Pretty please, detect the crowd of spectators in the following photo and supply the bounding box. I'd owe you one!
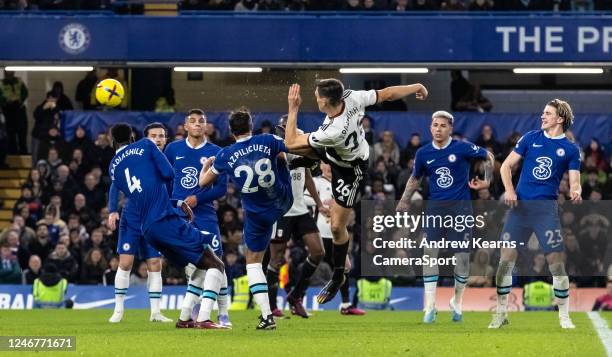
[2,0,611,12]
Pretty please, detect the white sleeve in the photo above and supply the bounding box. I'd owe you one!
[308,125,343,149]
[350,89,378,107]
[303,178,319,207]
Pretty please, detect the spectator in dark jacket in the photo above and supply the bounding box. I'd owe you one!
[22,254,42,284]
[80,248,107,285]
[45,242,79,282]
[82,173,106,212]
[32,95,61,162]
[0,242,22,284]
[28,222,54,264]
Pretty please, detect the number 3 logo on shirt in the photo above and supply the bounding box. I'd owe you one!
[181,167,199,189]
[532,157,552,180]
[435,167,453,188]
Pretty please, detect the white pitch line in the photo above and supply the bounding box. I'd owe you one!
[588,311,612,357]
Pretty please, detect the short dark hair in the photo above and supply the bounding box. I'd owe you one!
[144,122,167,137]
[110,123,133,147]
[186,108,205,118]
[228,108,253,136]
[316,78,344,106]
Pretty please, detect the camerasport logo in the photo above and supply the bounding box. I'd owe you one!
[58,23,90,54]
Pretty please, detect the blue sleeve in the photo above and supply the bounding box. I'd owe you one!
[212,150,226,175]
[568,145,581,171]
[513,131,532,157]
[195,172,228,203]
[463,141,488,160]
[270,134,287,156]
[411,150,425,179]
[108,181,119,213]
[149,140,174,180]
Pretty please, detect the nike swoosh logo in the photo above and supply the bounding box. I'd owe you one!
[389,297,409,305]
[427,160,435,164]
[176,156,185,160]
[70,294,135,309]
[532,144,543,147]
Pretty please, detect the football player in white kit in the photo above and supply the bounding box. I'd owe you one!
[285,80,428,303]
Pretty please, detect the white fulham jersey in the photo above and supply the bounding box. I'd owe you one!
[304,175,333,239]
[285,154,309,217]
[308,89,378,168]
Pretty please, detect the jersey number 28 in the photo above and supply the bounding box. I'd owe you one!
[234,158,276,193]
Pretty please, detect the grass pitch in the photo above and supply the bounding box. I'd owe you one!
[0,310,606,356]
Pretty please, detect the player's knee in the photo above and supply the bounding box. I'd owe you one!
[548,262,567,277]
[330,223,346,238]
[308,251,324,265]
[118,261,133,272]
[146,259,162,272]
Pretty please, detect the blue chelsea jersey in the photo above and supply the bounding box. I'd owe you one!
[514,130,581,200]
[212,134,292,214]
[164,139,227,224]
[108,138,176,232]
[412,139,488,200]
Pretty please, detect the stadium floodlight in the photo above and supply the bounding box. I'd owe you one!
[173,67,263,73]
[512,68,604,74]
[339,68,429,74]
[4,66,94,71]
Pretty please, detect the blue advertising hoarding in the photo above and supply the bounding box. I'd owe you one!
[1,13,612,62]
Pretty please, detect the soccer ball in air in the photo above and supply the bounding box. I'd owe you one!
[95,78,124,107]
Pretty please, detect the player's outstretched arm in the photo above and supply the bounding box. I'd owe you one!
[198,157,218,188]
[285,83,312,152]
[469,151,495,190]
[397,176,422,211]
[568,170,582,202]
[500,151,522,207]
[376,83,428,103]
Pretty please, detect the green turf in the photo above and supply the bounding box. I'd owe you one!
[0,310,605,356]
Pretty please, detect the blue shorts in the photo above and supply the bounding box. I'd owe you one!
[422,201,473,252]
[117,213,161,260]
[192,219,223,257]
[500,201,563,254]
[144,214,216,267]
[243,209,286,252]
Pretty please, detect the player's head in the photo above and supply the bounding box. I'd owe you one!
[110,123,134,150]
[228,107,253,137]
[315,78,344,111]
[430,110,453,143]
[185,108,206,139]
[275,114,289,138]
[542,99,574,132]
[144,122,168,150]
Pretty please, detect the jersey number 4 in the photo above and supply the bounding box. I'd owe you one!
[234,158,276,193]
[124,168,143,193]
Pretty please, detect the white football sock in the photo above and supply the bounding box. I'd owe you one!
[217,272,229,317]
[148,271,162,315]
[114,268,130,312]
[423,276,438,312]
[495,261,514,314]
[247,263,271,317]
[550,263,570,316]
[197,268,223,322]
[179,268,206,321]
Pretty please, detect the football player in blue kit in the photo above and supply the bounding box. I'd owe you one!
[489,99,581,329]
[198,108,293,330]
[107,123,173,324]
[164,109,232,328]
[396,111,495,324]
[108,123,227,330]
